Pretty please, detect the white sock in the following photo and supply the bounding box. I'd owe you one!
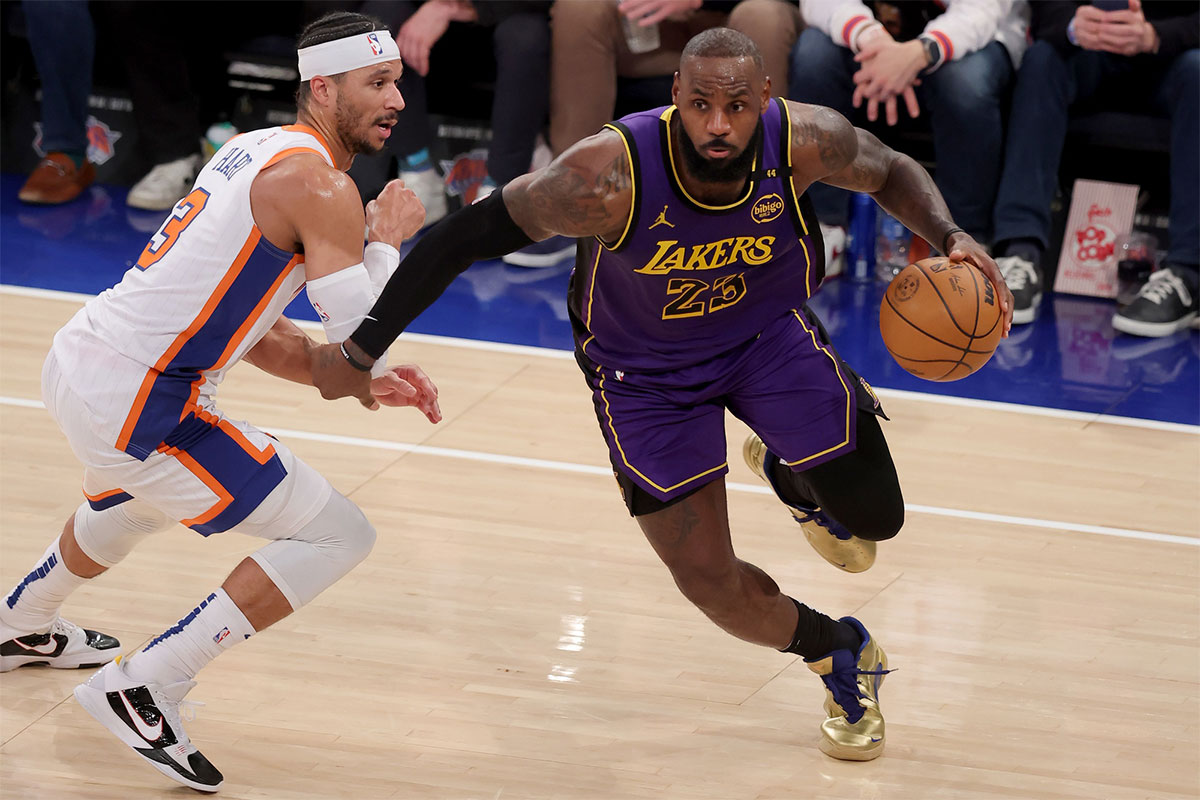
[0,537,89,635]
[123,588,255,686]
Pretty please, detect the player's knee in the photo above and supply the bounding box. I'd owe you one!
[73,498,171,568]
[853,500,904,542]
[340,502,377,568]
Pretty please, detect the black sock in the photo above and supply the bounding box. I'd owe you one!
[769,458,816,510]
[780,597,862,659]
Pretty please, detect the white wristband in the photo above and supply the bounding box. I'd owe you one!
[363,241,400,299]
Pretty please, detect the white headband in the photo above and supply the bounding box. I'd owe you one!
[298,31,400,81]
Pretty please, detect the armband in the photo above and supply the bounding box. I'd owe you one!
[363,241,400,299]
[307,263,390,378]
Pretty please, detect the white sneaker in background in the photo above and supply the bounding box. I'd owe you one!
[820,223,846,278]
[399,166,448,227]
[127,154,201,211]
[529,134,553,172]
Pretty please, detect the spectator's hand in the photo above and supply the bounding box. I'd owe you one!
[946,232,1015,337]
[852,38,924,126]
[396,0,475,77]
[1071,5,1110,51]
[371,364,442,422]
[1096,0,1158,56]
[618,0,702,26]
[367,179,426,249]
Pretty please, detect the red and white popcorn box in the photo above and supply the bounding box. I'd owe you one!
[1052,179,1139,299]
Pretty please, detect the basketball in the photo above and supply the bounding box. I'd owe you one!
[879,257,1003,382]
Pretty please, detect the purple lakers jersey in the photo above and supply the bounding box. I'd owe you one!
[568,98,825,372]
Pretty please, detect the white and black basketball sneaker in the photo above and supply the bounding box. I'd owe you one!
[74,658,223,793]
[0,617,119,672]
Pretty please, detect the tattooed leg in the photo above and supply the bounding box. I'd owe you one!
[636,478,797,648]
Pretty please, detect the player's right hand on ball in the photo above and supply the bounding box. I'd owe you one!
[367,179,426,248]
[371,364,442,423]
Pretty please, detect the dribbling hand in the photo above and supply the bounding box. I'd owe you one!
[944,232,1015,337]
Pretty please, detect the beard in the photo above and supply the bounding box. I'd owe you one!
[678,118,762,185]
[335,93,393,156]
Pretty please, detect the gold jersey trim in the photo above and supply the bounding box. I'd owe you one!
[782,310,853,467]
[599,123,637,251]
[660,106,758,211]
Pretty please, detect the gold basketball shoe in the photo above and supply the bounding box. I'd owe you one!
[742,434,876,572]
[805,616,890,761]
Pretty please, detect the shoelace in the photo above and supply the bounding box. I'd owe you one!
[50,618,80,637]
[997,258,1035,292]
[1136,271,1191,306]
[178,698,205,724]
[821,664,893,724]
[792,507,854,541]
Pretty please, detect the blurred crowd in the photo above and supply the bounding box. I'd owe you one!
[9,0,1199,336]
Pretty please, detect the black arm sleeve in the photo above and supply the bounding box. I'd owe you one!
[349,190,536,359]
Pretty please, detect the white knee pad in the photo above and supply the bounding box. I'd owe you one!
[248,490,376,610]
[72,499,173,568]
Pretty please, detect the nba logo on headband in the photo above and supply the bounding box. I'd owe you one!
[297,30,400,80]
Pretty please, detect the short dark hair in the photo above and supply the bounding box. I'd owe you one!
[681,27,764,72]
[295,11,390,109]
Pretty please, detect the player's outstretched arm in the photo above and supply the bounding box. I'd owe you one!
[786,100,1013,334]
[244,315,318,385]
[311,130,633,402]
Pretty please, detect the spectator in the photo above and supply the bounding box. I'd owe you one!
[990,0,1198,335]
[16,0,96,205]
[348,0,556,266]
[789,0,1028,255]
[550,0,801,154]
[545,0,801,266]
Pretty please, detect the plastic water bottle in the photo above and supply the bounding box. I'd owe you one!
[202,121,238,162]
[846,192,877,283]
[619,2,660,53]
[875,213,911,282]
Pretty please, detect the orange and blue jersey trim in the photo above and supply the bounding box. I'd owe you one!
[156,412,286,536]
[83,487,133,512]
[117,228,297,460]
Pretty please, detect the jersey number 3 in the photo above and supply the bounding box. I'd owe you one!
[136,188,211,269]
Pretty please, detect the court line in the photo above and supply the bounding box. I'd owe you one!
[1,396,1193,547]
[3,283,1196,434]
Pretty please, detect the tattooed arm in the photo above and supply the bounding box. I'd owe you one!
[309,131,634,402]
[503,129,632,243]
[786,100,1012,331]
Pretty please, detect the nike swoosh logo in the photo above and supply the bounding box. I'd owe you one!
[14,635,61,655]
[119,690,163,742]
[363,315,379,322]
[870,737,882,743]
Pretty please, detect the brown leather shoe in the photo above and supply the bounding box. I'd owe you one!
[18,153,96,205]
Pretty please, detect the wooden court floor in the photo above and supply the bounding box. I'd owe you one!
[1,292,1197,800]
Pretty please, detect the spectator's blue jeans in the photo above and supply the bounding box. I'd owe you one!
[993,42,1199,268]
[22,0,93,155]
[789,28,1012,239]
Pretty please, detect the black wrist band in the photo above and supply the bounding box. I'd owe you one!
[339,341,372,372]
[941,227,966,255]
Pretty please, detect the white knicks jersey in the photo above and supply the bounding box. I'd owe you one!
[52,124,336,460]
